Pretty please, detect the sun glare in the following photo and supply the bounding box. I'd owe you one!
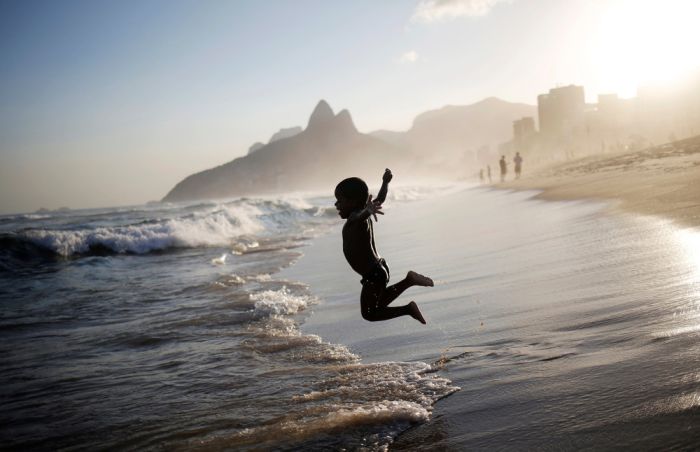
[677,228,700,284]
[593,0,700,97]
[664,226,700,339]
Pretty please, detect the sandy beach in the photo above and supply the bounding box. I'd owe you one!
[501,135,700,228]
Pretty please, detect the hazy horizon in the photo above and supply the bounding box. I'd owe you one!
[2,0,699,214]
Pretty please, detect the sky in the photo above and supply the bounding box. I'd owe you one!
[1,0,699,214]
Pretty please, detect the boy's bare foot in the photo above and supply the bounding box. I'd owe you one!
[408,301,426,324]
[407,271,434,287]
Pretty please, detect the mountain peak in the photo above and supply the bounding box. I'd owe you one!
[307,100,335,130]
[335,109,357,133]
[473,96,507,107]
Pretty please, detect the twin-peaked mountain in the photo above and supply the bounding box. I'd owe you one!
[162,98,535,202]
[162,101,406,202]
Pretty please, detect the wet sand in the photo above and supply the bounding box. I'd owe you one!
[501,135,700,228]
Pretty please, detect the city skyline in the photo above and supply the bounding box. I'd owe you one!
[2,0,699,214]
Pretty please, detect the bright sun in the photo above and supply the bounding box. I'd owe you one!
[592,0,700,97]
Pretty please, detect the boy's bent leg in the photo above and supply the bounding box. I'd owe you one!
[361,284,411,322]
[379,271,434,309]
[362,304,413,322]
[361,284,427,324]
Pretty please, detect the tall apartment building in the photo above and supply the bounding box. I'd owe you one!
[537,85,585,139]
[512,116,537,153]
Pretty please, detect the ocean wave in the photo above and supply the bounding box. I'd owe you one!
[265,195,313,211]
[0,213,51,225]
[19,205,262,256]
[224,400,430,450]
[0,235,63,269]
[201,361,458,451]
[4,196,327,258]
[21,213,53,220]
[312,206,339,218]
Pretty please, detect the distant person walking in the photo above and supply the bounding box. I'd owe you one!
[499,156,507,182]
[487,165,492,183]
[479,169,484,184]
[513,152,523,179]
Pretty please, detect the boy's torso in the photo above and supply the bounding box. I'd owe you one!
[342,218,380,276]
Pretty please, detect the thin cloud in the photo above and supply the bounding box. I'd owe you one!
[411,0,511,23]
[398,50,419,63]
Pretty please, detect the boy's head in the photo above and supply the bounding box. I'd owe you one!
[334,177,368,219]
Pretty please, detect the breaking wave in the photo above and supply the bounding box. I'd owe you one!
[2,198,327,258]
[25,210,260,256]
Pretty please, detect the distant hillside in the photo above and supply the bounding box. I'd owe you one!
[371,97,536,161]
[269,126,302,143]
[162,101,407,202]
[163,97,537,202]
[248,126,303,155]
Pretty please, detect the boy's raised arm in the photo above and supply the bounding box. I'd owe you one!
[349,194,384,223]
[374,168,392,205]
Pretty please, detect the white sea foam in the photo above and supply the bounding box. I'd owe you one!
[11,194,336,257]
[222,360,457,450]
[300,361,458,407]
[21,214,52,220]
[227,274,246,285]
[274,195,313,211]
[21,203,266,256]
[251,287,312,317]
[227,400,429,449]
[210,253,227,265]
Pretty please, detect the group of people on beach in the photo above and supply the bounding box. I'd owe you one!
[479,152,523,184]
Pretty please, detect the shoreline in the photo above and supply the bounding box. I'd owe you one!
[497,135,700,229]
[281,180,700,449]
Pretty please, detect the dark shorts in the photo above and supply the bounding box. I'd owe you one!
[361,258,390,288]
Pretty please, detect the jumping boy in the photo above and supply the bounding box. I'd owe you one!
[334,168,433,324]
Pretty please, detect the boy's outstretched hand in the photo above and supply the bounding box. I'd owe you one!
[382,168,393,183]
[366,194,384,222]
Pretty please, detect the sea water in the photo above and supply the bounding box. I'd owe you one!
[0,188,458,450]
[284,187,700,450]
[2,186,699,450]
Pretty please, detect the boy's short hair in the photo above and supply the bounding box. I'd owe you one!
[335,177,368,204]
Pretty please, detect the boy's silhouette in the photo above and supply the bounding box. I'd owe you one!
[334,169,433,324]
